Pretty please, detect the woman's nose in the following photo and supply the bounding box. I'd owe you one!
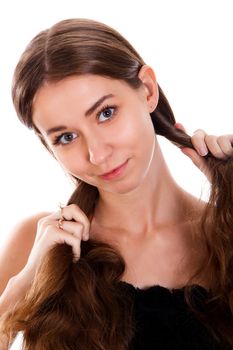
[87,138,113,165]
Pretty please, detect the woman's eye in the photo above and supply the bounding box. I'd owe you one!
[97,106,116,122]
[53,132,77,145]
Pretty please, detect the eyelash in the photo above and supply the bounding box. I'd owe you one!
[96,104,117,122]
[51,104,118,146]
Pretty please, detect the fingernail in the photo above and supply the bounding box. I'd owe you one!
[198,146,208,156]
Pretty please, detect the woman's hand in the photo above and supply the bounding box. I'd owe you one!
[24,204,90,276]
[174,123,233,181]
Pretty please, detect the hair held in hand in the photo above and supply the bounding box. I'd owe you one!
[1,19,233,349]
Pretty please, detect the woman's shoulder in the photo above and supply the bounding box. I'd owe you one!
[11,211,51,234]
[5,211,51,247]
[179,188,207,221]
[0,211,51,294]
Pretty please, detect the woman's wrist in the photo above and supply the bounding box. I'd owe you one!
[0,268,32,316]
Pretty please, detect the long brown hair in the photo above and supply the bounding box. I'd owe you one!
[1,18,233,349]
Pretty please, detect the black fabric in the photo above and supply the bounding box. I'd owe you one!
[119,281,230,350]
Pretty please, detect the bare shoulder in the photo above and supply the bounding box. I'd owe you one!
[179,188,207,219]
[0,211,51,294]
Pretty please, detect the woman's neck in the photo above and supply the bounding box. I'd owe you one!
[92,145,200,237]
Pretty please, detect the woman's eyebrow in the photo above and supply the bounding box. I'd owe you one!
[46,93,115,136]
[85,93,114,117]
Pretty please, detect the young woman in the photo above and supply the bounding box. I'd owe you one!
[0,18,233,350]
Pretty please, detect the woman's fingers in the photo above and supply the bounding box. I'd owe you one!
[175,123,233,182]
[203,135,227,158]
[190,129,209,157]
[174,124,208,170]
[61,220,86,240]
[175,123,233,159]
[60,204,90,240]
[39,221,84,262]
[216,134,233,157]
[192,130,233,159]
[26,204,90,270]
[55,230,83,261]
[38,204,90,240]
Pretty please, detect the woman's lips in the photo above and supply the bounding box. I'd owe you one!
[100,159,129,180]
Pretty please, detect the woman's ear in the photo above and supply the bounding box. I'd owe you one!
[138,65,159,112]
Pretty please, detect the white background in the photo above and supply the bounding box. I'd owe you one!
[0,1,232,347]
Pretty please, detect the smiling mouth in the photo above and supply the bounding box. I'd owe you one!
[101,163,125,176]
[99,159,129,180]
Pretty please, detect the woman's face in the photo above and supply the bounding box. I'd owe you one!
[33,72,158,194]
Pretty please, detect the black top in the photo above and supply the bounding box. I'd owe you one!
[119,281,230,350]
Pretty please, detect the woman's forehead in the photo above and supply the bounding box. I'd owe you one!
[34,75,131,107]
[32,75,138,129]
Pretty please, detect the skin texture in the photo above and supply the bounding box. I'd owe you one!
[32,67,209,288]
[33,68,189,234]
[0,66,232,293]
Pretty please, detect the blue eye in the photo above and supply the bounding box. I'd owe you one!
[52,132,77,145]
[97,106,116,122]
